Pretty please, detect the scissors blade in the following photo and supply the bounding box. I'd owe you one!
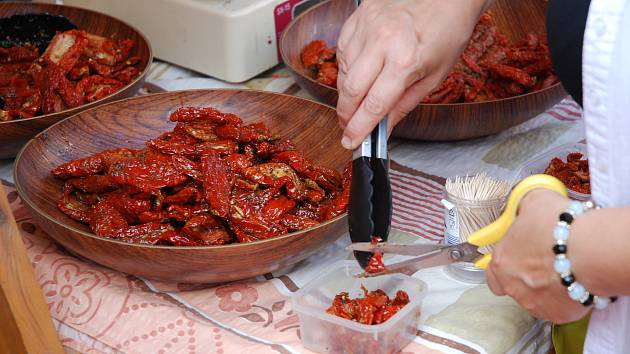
[355,243,483,278]
[345,242,448,256]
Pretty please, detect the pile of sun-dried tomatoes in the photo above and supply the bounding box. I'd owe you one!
[1,29,140,121]
[51,106,350,246]
[300,12,557,103]
[326,285,410,325]
[544,152,590,194]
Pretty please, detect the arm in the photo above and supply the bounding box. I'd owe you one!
[335,0,496,149]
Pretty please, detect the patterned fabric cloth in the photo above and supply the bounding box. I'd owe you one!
[0,61,588,354]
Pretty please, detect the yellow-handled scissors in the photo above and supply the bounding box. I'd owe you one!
[346,174,568,277]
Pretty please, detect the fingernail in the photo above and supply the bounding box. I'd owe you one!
[341,136,352,150]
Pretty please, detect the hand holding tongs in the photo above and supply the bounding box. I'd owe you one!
[346,174,569,277]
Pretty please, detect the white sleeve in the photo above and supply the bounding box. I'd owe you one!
[581,0,630,353]
[582,0,630,208]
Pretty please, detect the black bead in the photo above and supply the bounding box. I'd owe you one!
[553,244,568,255]
[612,296,618,303]
[559,212,574,224]
[561,274,575,287]
[582,294,594,306]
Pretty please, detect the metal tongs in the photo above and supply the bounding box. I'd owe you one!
[347,174,569,277]
[348,117,392,268]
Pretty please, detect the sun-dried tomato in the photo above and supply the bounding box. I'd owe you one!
[365,236,386,274]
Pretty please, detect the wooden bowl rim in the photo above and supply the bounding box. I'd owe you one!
[280,0,563,108]
[0,2,154,126]
[14,88,348,251]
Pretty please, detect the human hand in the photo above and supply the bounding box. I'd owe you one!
[486,189,590,324]
[336,0,491,149]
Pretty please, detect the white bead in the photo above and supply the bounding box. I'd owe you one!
[568,201,584,215]
[568,283,587,301]
[594,296,611,310]
[554,257,571,274]
[554,226,570,241]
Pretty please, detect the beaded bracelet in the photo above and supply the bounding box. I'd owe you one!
[552,200,617,309]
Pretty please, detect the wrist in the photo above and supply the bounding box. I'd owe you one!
[570,206,630,297]
[553,201,616,308]
[568,209,609,295]
[519,189,569,216]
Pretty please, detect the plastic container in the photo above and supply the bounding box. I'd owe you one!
[292,261,427,354]
[517,142,590,201]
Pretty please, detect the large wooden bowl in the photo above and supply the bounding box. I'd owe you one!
[281,0,567,141]
[0,3,152,159]
[14,89,350,283]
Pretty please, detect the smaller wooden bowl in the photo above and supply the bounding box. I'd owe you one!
[0,2,152,159]
[281,0,567,141]
[15,89,350,284]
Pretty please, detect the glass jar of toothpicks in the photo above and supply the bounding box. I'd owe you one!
[442,172,511,283]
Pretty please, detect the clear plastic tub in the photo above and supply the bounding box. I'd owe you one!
[292,261,427,354]
[517,142,590,201]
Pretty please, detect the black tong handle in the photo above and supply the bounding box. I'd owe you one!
[348,120,392,268]
[349,157,375,268]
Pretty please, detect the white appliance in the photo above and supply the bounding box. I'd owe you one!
[47,0,325,82]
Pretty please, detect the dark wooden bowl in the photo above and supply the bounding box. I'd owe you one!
[14,89,350,283]
[281,0,567,141]
[0,2,152,159]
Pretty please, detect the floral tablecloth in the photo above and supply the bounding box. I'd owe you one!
[0,61,587,354]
